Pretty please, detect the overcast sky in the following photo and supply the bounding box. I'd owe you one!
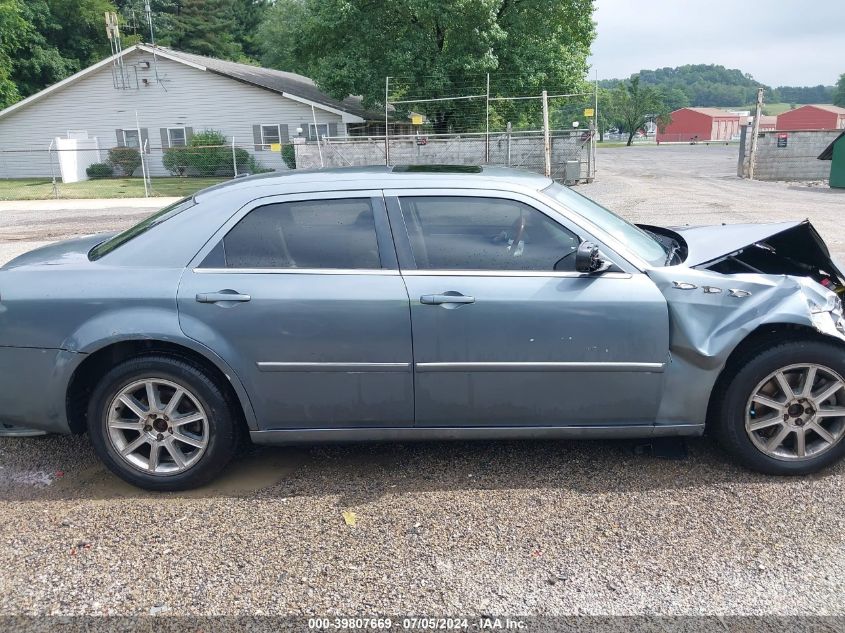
[588,0,843,86]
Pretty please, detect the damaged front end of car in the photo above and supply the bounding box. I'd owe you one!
[642,220,845,428]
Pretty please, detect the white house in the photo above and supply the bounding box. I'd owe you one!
[0,44,382,178]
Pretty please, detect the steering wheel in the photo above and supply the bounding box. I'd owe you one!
[507,214,527,256]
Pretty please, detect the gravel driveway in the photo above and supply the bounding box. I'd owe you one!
[2,146,845,621]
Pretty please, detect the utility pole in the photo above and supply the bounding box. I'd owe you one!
[541,90,551,178]
[747,87,764,180]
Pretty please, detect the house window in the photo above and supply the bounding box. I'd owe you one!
[122,129,140,149]
[167,127,187,147]
[261,124,281,146]
[308,123,329,141]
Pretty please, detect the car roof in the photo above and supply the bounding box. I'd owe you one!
[194,165,553,201]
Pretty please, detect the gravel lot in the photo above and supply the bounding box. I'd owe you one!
[2,146,845,619]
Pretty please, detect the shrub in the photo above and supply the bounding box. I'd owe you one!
[181,129,245,176]
[162,147,190,176]
[107,147,141,176]
[86,162,113,179]
[282,144,296,170]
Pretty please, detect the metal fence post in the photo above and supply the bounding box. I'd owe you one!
[506,122,512,167]
[485,73,490,164]
[48,140,59,199]
[384,76,390,166]
[541,90,551,178]
[135,110,149,198]
[311,105,324,168]
[232,136,238,177]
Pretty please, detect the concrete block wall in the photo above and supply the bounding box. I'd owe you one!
[738,128,838,181]
[294,134,586,178]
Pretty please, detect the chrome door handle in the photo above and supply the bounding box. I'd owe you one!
[196,291,251,303]
[420,293,475,305]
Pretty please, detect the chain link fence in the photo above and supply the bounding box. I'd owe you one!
[0,74,599,200]
[0,141,287,201]
[296,128,592,182]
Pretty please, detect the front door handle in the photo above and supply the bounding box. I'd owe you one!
[196,290,251,304]
[420,293,475,305]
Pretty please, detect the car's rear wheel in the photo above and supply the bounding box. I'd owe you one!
[713,339,845,475]
[87,355,239,490]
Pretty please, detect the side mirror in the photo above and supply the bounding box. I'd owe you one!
[575,241,603,273]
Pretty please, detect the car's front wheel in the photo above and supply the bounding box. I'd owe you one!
[87,355,240,490]
[713,339,845,475]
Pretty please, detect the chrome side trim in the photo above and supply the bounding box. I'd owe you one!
[415,361,665,373]
[250,424,705,445]
[194,268,399,275]
[401,269,632,279]
[257,361,411,372]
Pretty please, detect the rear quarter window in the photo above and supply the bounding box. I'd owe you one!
[88,197,195,261]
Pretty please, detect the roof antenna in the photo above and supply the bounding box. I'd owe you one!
[105,11,128,89]
[144,0,165,91]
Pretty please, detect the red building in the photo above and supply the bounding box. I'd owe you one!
[776,105,845,130]
[656,108,742,143]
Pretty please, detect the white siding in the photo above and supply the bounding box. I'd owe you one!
[0,50,346,177]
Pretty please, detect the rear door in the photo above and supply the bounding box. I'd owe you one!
[178,191,414,430]
[386,189,670,428]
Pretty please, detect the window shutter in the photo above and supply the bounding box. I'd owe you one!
[185,127,194,144]
[302,122,311,141]
[328,123,338,138]
[253,125,263,151]
[140,128,150,154]
[160,128,169,150]
[115,129,125,147]
[279,124,290,144]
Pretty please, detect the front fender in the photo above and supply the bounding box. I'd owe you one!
[647,268,845,426]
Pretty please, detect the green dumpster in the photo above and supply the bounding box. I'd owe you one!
[819,131,845,189]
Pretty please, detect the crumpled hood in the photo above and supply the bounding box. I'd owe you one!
[668,220,806,267]
[642,219,845,288]
[1,233,115,270]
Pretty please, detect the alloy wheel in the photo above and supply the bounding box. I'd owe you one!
[746,363,845,461]
[106,378,209,475]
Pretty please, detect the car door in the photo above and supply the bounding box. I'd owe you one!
[385,189,670,428]
[178,191,414,430]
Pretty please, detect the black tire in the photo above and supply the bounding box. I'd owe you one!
[712,338,845,475]
[87,355,240,491]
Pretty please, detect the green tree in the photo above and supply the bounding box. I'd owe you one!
[164,0,241,59]
[835,73,845,108]
[231,0,270,60]
[610,76,671,146]
[0,0,27,108]
[2,0,115,106]
[258,0,594,133]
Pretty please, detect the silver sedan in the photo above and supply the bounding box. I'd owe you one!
[2,165,844,490]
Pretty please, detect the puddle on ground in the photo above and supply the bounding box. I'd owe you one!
[44,447,307,500]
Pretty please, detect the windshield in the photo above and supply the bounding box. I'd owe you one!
[542,182,667,266]
[88,197,195,261]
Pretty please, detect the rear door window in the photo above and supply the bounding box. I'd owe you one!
[205,198,382,269]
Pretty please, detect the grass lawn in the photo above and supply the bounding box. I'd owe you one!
[761,102,795,116]
[0,177,227,201]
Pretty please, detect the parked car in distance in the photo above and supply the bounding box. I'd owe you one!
[2,165,845,490]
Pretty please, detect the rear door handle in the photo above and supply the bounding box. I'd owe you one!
[420,293,475,305]
[196,291,251,303]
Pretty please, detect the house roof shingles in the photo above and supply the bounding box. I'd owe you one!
[0,43,383,122]
[155,47,382,121]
